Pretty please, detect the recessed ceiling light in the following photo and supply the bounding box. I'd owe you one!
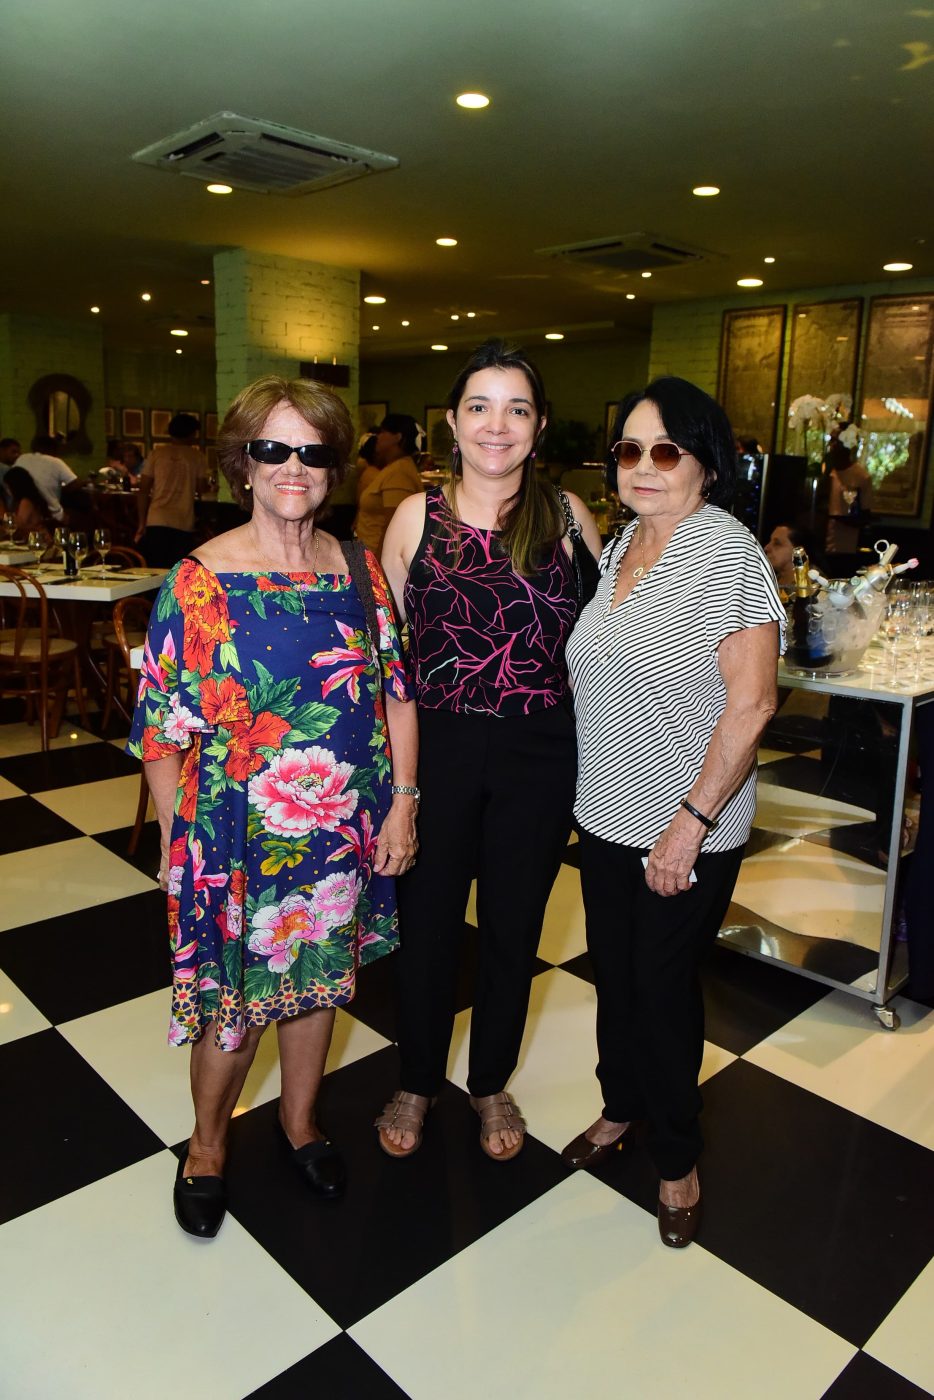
[625,293,636,301]
[364,295,386,305]
[431,344,448,351]
[466,311,476,318]
[456,92,490,109]
[798,312,807,318]
[641,271,652,279]
[763,256,776,264]
[436,237,458,247]
[371,324,380,331]
[737,278,764,288]
[912,304,921,311]
[401,319,410,326]
[883,261,913,272]
[836,336,849,342]
[175,348,183,355]
[451,314,460,320]
[200,278,211,285]
[545,332,564,340]
[170,328,189,337]
[692,185,720,197]
[141,292,152,302]
[206,183,233,195]
[90,305,100,314]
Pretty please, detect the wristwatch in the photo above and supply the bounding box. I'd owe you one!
[391,784,421,801]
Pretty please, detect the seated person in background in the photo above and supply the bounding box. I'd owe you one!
[4,466,55,538]
[354,414,424,553]
[122,442,145,478]
[136,413,208,568]
[825,433,872,555]
[100,439,133,485]
[0,438,22,506]
[16,435,78,521]
[764,521,822,590]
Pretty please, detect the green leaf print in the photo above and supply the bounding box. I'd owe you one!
[259,836,312,877]
[222,939,241,987]
[156,586,180,621]
[349,765,377,805]
[285,701,341,744]
[249,590,268,620]
[245,883,278,921]
[247,675,299,718]
[244,965,279,1003]
[218,640,240,672]
[253,659,275,688]
[247,808,265,842]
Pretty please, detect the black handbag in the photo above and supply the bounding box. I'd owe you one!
[558,489,600,615]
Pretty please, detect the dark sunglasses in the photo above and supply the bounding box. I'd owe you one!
[246,439,340,470]
[610,439,690,471]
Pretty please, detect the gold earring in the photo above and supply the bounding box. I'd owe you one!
[244,481,252,491]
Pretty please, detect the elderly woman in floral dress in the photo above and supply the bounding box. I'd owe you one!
[129,375,417,1239]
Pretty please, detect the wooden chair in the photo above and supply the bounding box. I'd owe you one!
[0,566,90,749]
[104,596,154,853]
[101,595,152,730]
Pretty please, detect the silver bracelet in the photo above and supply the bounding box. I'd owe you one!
[391,784,421,801]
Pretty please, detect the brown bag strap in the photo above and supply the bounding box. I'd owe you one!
[340,540,383,663]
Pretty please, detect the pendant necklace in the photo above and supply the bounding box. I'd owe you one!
[631,524,664,579]
[262,528,320,623]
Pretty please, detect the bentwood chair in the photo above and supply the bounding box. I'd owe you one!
[107,595,154,852]
[0,566,90,749]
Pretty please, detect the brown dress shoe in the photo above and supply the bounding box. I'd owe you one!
[561,1127,629,1169]
[657,1196,702,1248]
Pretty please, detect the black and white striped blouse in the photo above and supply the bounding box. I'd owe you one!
[566,505,786,852]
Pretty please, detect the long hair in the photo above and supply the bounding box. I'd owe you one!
[217,375,354,509]
[445,339,563,576]
[4,467,51,519]
[607,377,737,506]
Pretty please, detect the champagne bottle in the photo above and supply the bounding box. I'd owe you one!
[63,534,78,579]
[786,545,831,669]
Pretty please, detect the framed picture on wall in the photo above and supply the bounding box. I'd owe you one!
[205,413,218,440]
[357,402,387,438]
[103,407,115,436]
[150,408,172,438]
[424,405,452,460]
[122,407,144,437]
[784,299,862,451]
[717,305,787,452]
[858,294,934,517]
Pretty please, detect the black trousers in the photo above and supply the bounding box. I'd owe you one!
[578,828,745,1180]
[395,703,577,1098]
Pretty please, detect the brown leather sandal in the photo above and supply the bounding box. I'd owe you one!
[374,1090,436,1158]
[469,1091,526,1162]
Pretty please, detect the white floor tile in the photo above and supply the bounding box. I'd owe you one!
[350,1172,853,1400]
[0,773,24,799]
[0,836,156,931]
[757,747,794,765]
[446,968,736,1153]
[0,721,101,759]
[58,988,391,1146]
[744,991,934,1150]
[34,773,149,834]
[753,782,874,837]
[866,1252,934,1394]
[0,968,50,1044]
[0,1151,339,1400]
[731,838,885,950]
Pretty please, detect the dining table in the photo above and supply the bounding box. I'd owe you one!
[0,545,40,567]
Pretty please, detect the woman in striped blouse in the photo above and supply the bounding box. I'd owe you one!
[562,377,785,1248]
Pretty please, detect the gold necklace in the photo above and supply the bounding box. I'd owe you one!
[631,525,664,579]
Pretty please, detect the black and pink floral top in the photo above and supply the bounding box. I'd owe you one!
[403,487,577,717]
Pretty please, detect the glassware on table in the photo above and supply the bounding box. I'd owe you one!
[3,512,15,544]
[93,527,111,577]
[52,526,66,566]
[881,591,916,688]
[68,531,88,572]
[27,530,44,555]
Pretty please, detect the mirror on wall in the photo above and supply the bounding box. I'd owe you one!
[27,373,93,455]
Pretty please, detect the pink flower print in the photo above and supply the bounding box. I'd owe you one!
[163,691,206,746]
[217,1024,244,1052]
[140,628,176,698]
[167,1018,189,1046]
[327,809,378,873]
[191,839,228,896]
[167,864,185,898]
[310,622,371,702]
[247,892,327,973]
[312,870,362,931]
[248,746,357,837]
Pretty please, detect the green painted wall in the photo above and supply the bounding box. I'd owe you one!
[103,349,216,421]
[0,313,105,472]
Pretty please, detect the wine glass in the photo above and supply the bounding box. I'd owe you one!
[93,527,111,577]
[3,511,14,544]
[52,526,66,566]
[69,531,88,572]
[27,530,44,563]
[882,593,914,689]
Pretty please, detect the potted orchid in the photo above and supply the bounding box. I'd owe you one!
[787,392,853,464]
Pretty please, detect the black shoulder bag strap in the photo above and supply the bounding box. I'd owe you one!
[340,540,383,663]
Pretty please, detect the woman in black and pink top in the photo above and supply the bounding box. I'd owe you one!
[376,339,601,1161]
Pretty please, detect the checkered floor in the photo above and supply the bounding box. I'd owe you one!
[2,701,934,1399]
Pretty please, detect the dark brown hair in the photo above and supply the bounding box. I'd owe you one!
[217,375,354,509]
[446,339,563,577]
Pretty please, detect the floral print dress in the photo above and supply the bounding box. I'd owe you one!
[128,554,411,1051]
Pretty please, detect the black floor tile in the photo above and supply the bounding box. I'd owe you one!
[93,821,161,879]
[0,890,170,1022]
[0,1029,164,1223]
[561,842,580,870]
[560,950,594,985]
[822,1351,932,1398]
[220,1047,568,1328]
[0,740,137,793]
[597,1059,934,1347]
[246,1333,410,1399]
[0,795,83,854]
[805,821,888,871]
[758,751,891,821]
[700,943,830,1055]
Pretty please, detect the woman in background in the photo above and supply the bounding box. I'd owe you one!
[355,414,424,554]
[136,413,207,568]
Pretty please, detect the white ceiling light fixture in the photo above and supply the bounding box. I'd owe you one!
[401,319,410,326]
[132,112,399,196]
[883,261,913,272]
[692,185,720,197]
[641,271,652,279]
[764,256,776,264]
[175,348,183,355]
[456,93,490,109]
[200,278,211,285]
[737,277,764,287]
[206,183,233,195]
[625,293,636,300]
[451,313,460,320]
[436,237,458,247]
[545,332,564,340]
[170,327,189,336]
[431,343,448,351]
[371,324,380,330]
[364,295,386,304]
[466,311,476,318]
[90,305,100,313]
[141,292,152,302]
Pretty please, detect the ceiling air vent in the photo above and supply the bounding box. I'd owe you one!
[536,232,716,272]
[131,112,399,196]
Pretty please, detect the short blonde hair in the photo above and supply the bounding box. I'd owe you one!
[217,375,354,509]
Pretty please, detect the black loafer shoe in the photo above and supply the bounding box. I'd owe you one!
[561,1127,629,1170]
[657,1196,701,1248]
[278,1122,347,1198]
[173,1153,226,1238]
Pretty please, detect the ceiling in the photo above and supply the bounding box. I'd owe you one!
[2,0,933,363]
